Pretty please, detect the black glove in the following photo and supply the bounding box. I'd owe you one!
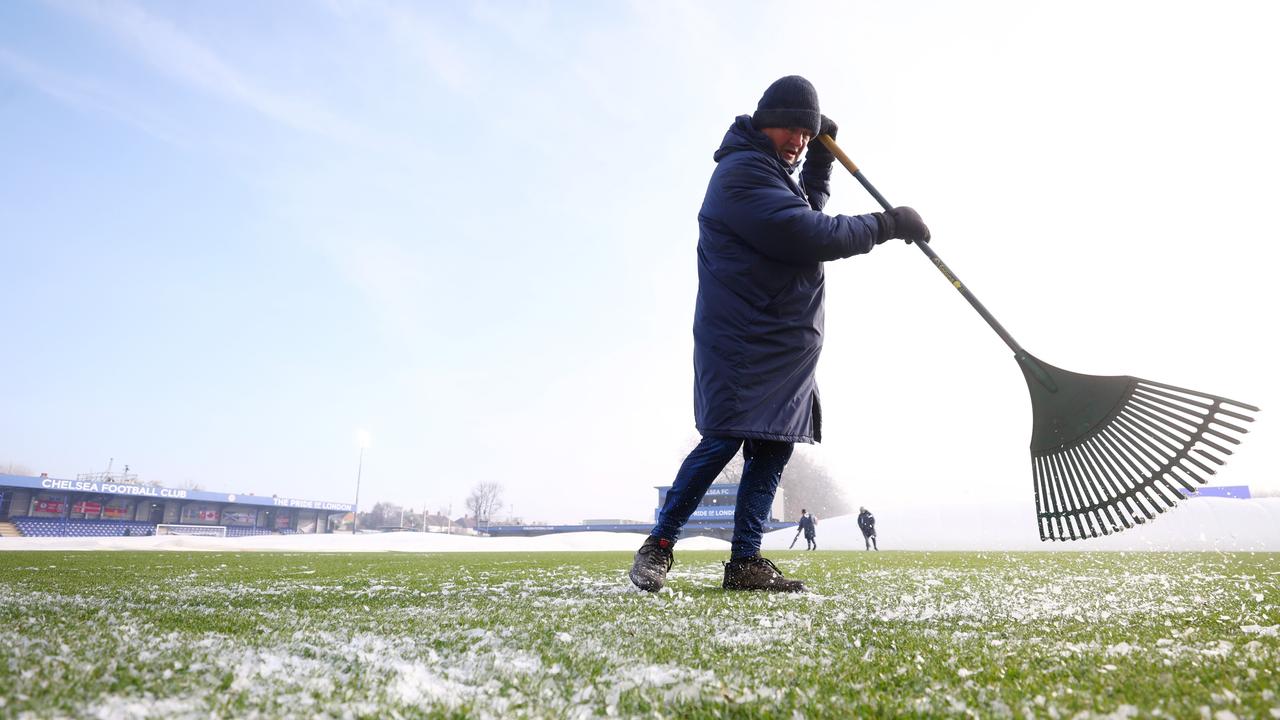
[805,114,839,163]
[877,206,931,245]
[818,114,838,140]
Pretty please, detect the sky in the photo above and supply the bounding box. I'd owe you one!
[2,0,1277,526]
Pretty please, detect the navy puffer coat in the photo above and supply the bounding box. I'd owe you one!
[693,115,883,443]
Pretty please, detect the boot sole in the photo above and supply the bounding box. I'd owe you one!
[629,570,664,593]
[721,583,807,593]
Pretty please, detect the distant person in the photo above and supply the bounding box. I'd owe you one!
[797,509,817,550]
[626,75,930,595]
[857,506,877,550]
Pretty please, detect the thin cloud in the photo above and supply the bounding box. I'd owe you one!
[0,44,194,149]
[45,0,371,147]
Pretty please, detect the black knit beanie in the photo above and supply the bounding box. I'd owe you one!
[752,75,821,135]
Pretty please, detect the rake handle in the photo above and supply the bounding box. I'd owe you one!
[817,134,1026,357]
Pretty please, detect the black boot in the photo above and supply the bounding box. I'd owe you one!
[629,536,674,592]
[722,555,806,592]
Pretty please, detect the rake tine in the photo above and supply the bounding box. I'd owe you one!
[1046,455,1074,539]
[1039,453,1059,538]
[1206,416,1252,436]
[1033,457,1052,539]
[1045,453,1077,539]
[1062,446,1102,510]
[1170,457,1212,487]
[1167,460,1203,484]
[1134,416,1225,471]
[1114,413,1181,462]
[1105,432,1163,513]
[1081,437,1138,518]
[1137,378,1260,414]
[1073,444,1126,533]
[1134,387,1254,434]
[1040,456,1067,541]
[1192,448,1227,466]
[1081,437,1137,519]
[1129,395,1203,435]
[1044,453,1075,538]
[1114,414,1216,482]
[1064,453,1101,539]
[1135,384,1217,411]
[1154,476,1189,504]
[1073,442,1127,532]
[1051,453,1086,540]
[1114,416,1196,483]
[1042,454,1069,539]
[1188,440,1229,465]
[1128,401,1231,456]
[1131,394,1247,445]
[1120,446,1181,509]
[1043,459,1065,542]
[1056,452,1096,538]
[1032,458,1050,541]
[1176,452,1218,479]
[1131,390,1208,428]
[1096,429,1166,516]
[1063,448,1106,536]
[1123,403,1193,445]
[1107,422,1164,476]
[1165,465,1201,493]
[1209,406,1259,423]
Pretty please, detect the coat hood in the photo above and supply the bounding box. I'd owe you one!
[713,114,799,172]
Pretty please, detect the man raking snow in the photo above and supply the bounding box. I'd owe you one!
[629,76,930,593]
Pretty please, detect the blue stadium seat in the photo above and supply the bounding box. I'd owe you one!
[10,518,158,538]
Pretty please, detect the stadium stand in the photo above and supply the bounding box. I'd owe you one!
[11,518,157,537]
[5,518,298,538]
[226,526,293,537]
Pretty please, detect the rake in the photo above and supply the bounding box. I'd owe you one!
[817,134,1260,541]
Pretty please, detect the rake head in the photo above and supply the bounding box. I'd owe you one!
[1016,352,1260,541]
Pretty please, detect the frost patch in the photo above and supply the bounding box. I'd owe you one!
[387,661,474,708]
[88,695,204,720]
[604,664,718,707]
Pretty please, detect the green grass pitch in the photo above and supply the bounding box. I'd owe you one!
[1,550,1277,718]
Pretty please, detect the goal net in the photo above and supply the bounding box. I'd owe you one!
[155,524,228,537]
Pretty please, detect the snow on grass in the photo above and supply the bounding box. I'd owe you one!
[0,551,1276,718]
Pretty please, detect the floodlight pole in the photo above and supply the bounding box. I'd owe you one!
[352,446,364,534]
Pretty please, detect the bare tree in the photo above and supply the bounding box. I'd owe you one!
[3,462,34,476]
[682,438,851,520]
[465,482,504,525]
[143,476,202,490]
[779,449,852,521]
[359,501,402,529]
[716,456,742,484]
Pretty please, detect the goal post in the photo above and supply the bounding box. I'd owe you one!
[155,524,228,537]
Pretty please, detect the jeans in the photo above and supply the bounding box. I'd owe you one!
[651,435,794,559]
